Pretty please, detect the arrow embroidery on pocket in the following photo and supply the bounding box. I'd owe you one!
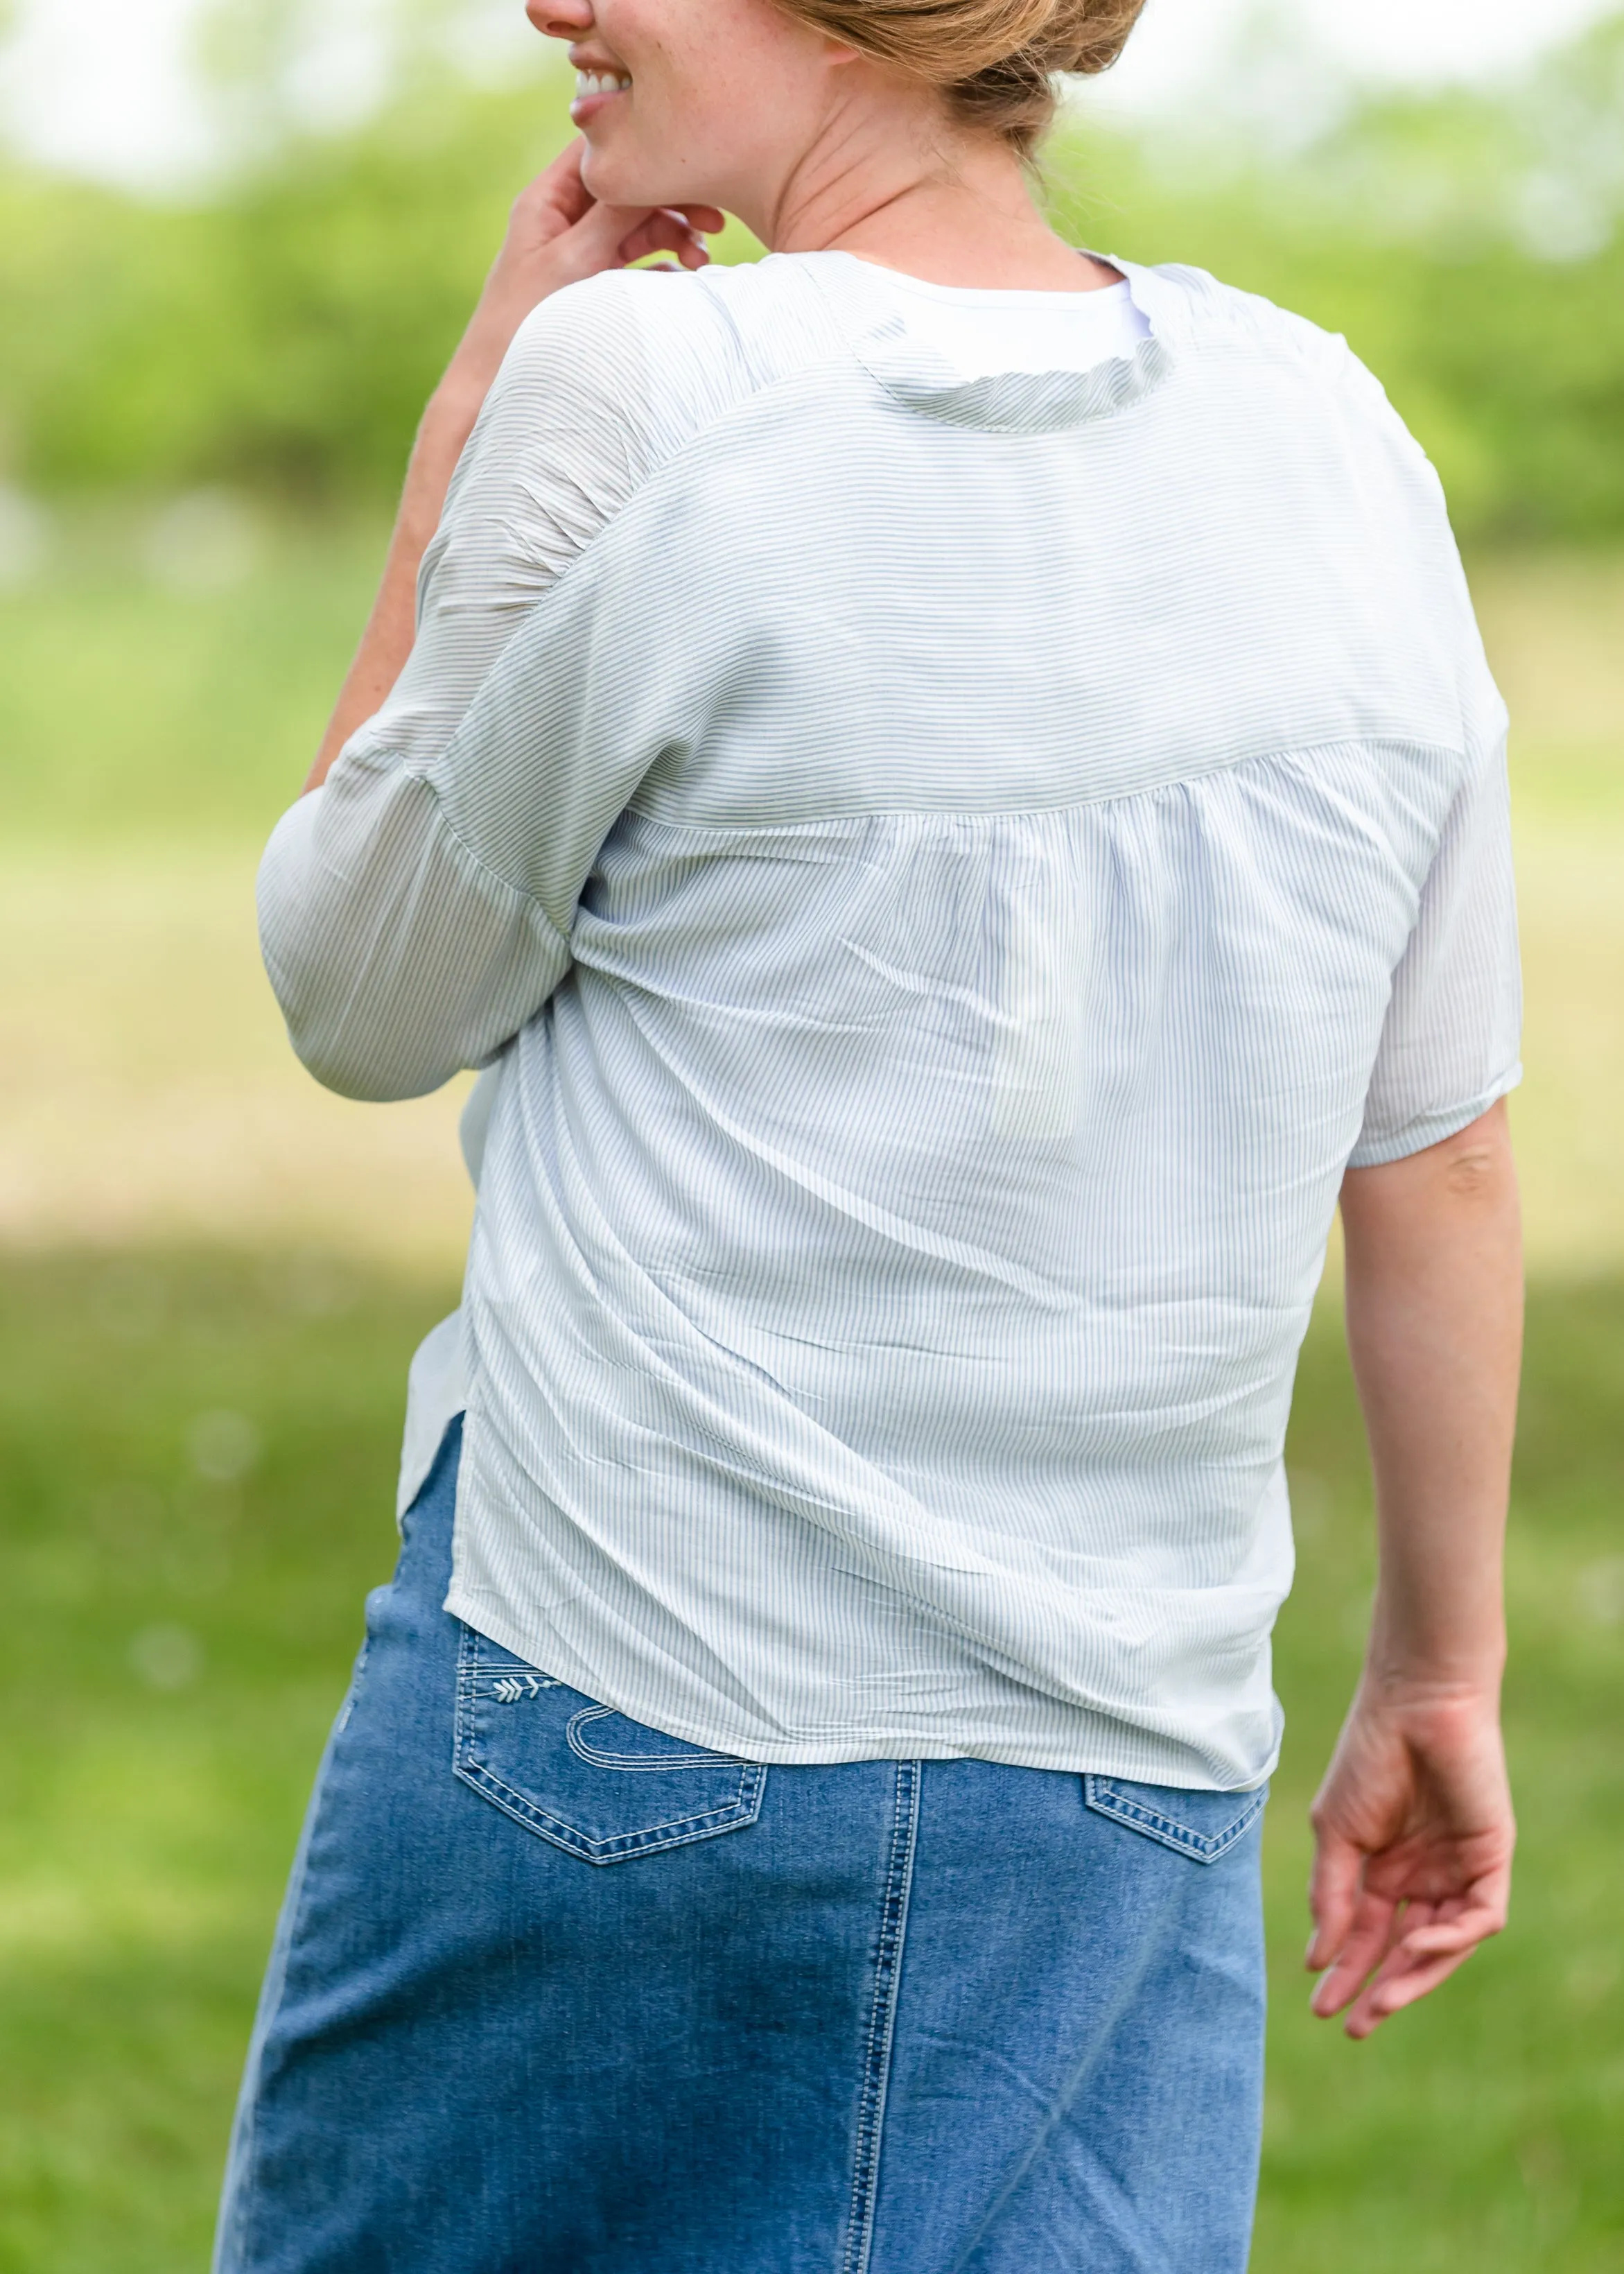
[493,1674,555,1703]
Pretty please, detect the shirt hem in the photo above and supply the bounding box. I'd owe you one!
[442,1579,1280,1791]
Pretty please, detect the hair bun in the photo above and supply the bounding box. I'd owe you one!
[1033,0,1144,77]
[778,0,1149,157]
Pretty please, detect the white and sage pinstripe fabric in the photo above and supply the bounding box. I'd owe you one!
[259,252,1520,1785]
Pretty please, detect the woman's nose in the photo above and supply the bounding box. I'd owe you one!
[526,0,595,37]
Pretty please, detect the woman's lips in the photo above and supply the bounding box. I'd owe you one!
[570,69,631,123]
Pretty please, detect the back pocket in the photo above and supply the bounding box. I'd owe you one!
[453,1626,767,1866]
[1083,1776,1267,1864]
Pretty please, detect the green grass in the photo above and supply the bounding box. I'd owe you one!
[1,510,383,845]
[0,1249,1620,2271]
[1256,1277,1624,2273]
[0,1251,453,2274]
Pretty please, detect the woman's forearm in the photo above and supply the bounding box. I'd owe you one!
[1338,1100,1522,1693]
[304,379,488,794]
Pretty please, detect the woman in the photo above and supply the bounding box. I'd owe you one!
[227,0,1523,2266]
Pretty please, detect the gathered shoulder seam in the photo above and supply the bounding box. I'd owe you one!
[620,733,1472,835]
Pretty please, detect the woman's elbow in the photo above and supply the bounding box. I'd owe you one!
[268,964,469,1103]
[259,869,563,1102]
[286,1022,465,1104]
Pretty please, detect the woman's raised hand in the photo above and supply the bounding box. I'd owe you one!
[445,139,725,413]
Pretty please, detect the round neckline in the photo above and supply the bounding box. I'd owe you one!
[803,250,1128,310]
[790,249,1176,435]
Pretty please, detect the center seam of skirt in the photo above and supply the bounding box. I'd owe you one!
[841,1758,921,2274]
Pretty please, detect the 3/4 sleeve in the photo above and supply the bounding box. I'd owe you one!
[1349,705,1523,1168]
[256,274,666,1102]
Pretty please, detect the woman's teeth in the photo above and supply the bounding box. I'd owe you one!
[575,71,631,98]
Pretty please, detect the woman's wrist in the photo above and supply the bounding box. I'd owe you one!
[1360,1589,1507,1705]
[1350,1658,1505,1721]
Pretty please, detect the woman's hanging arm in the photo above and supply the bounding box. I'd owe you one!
[1308,1103,1521,2038]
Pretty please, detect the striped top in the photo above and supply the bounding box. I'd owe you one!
[259,251,1520,1788]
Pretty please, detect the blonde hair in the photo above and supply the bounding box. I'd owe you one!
[777,0,1148,157]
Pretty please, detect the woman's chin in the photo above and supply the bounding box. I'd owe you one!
[577,141,645,207]
[579,138,701,223]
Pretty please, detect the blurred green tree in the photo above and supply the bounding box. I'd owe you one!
[0,6,1621,537]
[0,70,572,501]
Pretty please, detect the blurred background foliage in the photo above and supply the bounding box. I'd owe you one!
[1,3,1623,534]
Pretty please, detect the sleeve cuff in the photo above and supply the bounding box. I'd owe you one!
[1346,1062,1522,1170]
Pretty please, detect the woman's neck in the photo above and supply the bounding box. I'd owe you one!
[751,100,1115,294]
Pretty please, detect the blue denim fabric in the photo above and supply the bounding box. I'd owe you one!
[216,1421,1267,2274]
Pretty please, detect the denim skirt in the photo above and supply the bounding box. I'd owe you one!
[216,1420,1267,2274]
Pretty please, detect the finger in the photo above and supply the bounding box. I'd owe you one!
[1343,1941,1481,2039]
[1362,1893,1504,1986]
[616,209,712,269]
[1309,1889,1402,2018]
[530,138,595,227]
[561,196,697,268]
[1368,1868,1509,1970]
[1305,1830,1363,1973]
[670,204,726,234]
[1384,1911,1501,1965]
[1340,1882,1507,2037]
